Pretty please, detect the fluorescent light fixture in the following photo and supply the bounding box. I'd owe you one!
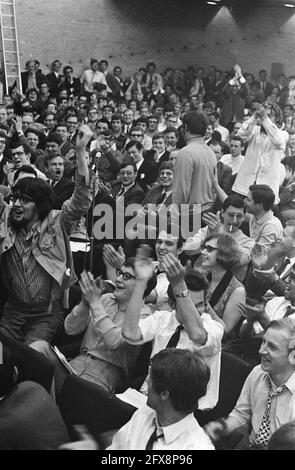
[284,3,295,7]
[207,1,217,4]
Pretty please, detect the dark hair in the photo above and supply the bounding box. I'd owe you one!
[155,220,184,250]
[119,161,137,173]
[163,126,177,137]
[100,59,108,67]
[44,153,63,166]
[13,177,55,221]
[268,420,295,450]
[122,257,157,298]
[96,118,110,129]
[230,135,243,145]
[159,161,174,172]
[152,132,165,142]
[111,114,122,123]
[56,121,68,130]
[10,140,31,154]
[282,156,295,174]
[24,127,41,139]
[13,164,37,183]
[150,349,210,411]
[63,65,73,74]
[182,111,208,137]
[223,194,246,213]
[210,111,220,120]
[46,132,62,146]
[168,268,209,305]
[205,233,241,270]
[249,184,275,211]
[136,117,148,125]
[125,140,144,152]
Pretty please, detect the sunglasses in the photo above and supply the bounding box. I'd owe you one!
[11,192,35,204]
[204,245,218,253]
[116,269,136,281]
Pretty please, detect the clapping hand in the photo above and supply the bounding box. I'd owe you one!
[251,243,269,269]
[252,265,278,284]
[134,245,155,282]
[79,271,104,307]
[103,244,125,270]
[237,301,266,323]
[202,211,221,234]
[161,253,186,287]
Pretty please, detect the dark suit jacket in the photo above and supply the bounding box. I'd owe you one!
[136,159,159,192]
[52,177,75,209]
[260,81,273,98]
[106,73,123,97]
[21,71,46,93]
[220,82,249,127]
[111,181,145,206]
[142,184,172,207]
[59,77,81,96]
[144,150,170,167]
[45,72,63,97]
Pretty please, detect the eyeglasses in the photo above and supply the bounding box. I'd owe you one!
[116,269,136,281]
[131,133,142,138]
[11,192,34,204]
[204,245,218,253]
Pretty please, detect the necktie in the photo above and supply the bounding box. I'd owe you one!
[284,305,295,318]
[116,185,125,197]
[158,191,167,204]
[276,258,291,277]
[252,376,286,449]
[165,325,184,348]
[145,427,164,450]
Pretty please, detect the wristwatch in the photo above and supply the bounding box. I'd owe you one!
[175,289,189,298]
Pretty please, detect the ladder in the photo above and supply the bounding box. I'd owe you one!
[0,0,22,94]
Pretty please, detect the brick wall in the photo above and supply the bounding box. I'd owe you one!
[13,0,295,78]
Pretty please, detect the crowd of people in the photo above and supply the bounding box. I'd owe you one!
[1,56,295,451]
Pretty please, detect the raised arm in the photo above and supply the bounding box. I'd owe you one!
[60,125,93,235]
[162,253,207,345]
[122,247,155,342]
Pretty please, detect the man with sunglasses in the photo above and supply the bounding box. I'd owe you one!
[32,261,156,394]
[0,125,93,346]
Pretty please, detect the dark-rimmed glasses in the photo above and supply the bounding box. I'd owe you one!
[116,269,136,281]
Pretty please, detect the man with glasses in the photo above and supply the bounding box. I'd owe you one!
[146,115,159,139]
[31,262,156,394]
[111,161,145,205]
[7,141,47,187]
[0,125,93,346]
[65,113,79,145]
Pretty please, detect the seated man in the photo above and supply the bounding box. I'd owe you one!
[205,318,295,450]
[33,260,156,395]
[122,249,224,411]
[60,349,214,451]
[0,126,92,346]
[183,194,255,282]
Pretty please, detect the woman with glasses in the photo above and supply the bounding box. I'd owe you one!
[201,233,245,341]
[33,259,156,396]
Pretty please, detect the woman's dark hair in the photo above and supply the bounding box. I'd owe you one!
[122,257,157,298]
[205,233,241,270]
[150,348,210,412]
[13,177,55,221]
[182,111,209,137]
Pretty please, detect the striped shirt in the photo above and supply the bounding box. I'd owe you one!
[2,223,53,304]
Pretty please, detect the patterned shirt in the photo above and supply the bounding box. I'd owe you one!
[2,223,53,304]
